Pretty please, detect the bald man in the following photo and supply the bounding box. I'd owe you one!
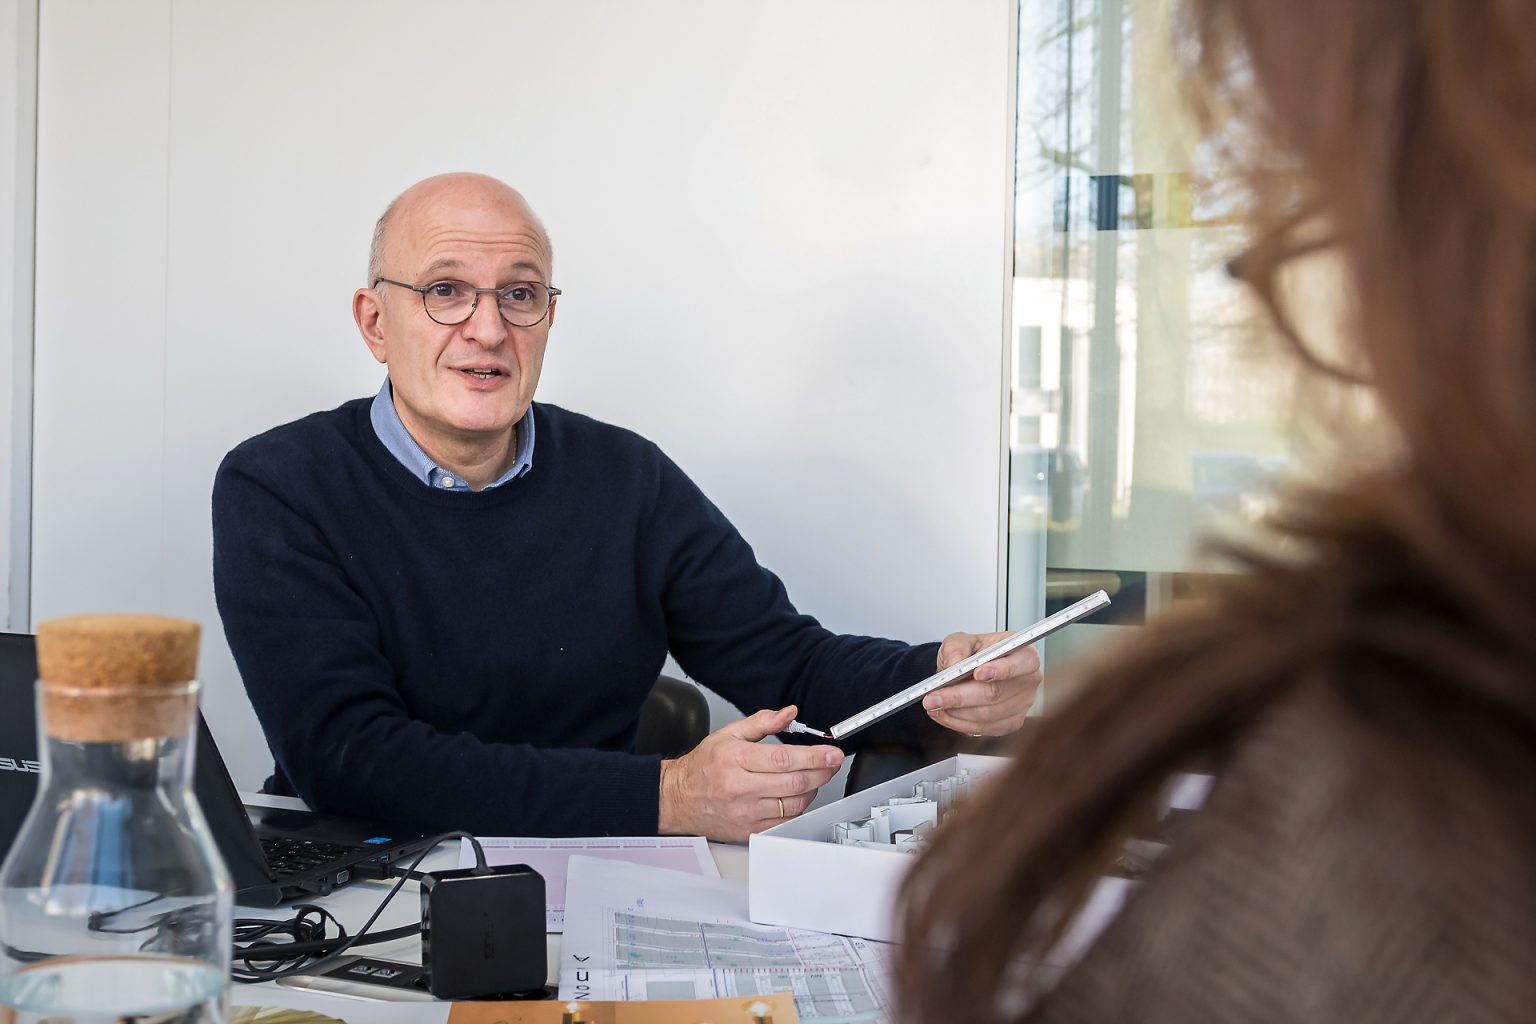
[212,173,1042,841]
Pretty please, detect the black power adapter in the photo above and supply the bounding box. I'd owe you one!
[419,863,547,999]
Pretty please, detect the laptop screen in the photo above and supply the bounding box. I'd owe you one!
[0,633,42,851]
[0,631,274,897]
[0,632,430,907]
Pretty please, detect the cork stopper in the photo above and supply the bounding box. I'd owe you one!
[36,614,201,742]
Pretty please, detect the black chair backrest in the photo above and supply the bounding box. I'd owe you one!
[636,674,710,759]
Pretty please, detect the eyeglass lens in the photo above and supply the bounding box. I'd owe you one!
[422,280,552,327]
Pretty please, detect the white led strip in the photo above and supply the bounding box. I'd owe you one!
[828,589,1111,740]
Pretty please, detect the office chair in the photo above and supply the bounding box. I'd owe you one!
[635,674,711,759]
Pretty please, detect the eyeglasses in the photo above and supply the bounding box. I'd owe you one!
[373,277,562,328]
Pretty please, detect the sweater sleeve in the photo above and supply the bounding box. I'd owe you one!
[645,452,947,749]
[212,445,664,836]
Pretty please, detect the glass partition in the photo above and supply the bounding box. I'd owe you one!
[1008,0,1302,679]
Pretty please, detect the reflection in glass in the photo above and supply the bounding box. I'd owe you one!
[1007,0,1319,664]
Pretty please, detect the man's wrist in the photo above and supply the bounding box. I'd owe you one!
[657,758,679,835]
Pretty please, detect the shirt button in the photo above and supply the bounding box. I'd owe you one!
[439,476,456,489]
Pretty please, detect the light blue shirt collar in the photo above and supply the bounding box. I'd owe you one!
[369,379,535,491]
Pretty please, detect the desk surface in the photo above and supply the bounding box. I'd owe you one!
[234,819,749,994]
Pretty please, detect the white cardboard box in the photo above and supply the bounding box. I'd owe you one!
[748,753,1007,942]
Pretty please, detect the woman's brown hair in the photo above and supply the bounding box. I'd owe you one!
[897,1,1536,1020]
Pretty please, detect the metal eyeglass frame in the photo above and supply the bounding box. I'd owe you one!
[372,277,562,328]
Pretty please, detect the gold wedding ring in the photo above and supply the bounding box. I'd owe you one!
[777,797,785,819]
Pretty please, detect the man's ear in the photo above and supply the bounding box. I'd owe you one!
[545,295,557,331]
[353,287,388,365]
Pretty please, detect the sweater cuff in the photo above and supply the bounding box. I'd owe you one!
[581,750,666,836]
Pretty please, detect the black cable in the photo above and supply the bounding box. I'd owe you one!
[232,913,421,959]
[231,904,354,982]
[86,891,171,934]
[376,832,492,884]
[464,834,490,873]
[231,831,487,983]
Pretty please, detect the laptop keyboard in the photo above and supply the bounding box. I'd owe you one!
[259,835,357,876]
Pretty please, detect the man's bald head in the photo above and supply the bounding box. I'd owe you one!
[352,172,559,488]
[366,173,553,285]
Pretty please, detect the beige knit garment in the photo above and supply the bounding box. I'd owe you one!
[1026,680,1536,1023]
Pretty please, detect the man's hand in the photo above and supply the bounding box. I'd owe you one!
[921,634,1043,736]
[658,705,843,841]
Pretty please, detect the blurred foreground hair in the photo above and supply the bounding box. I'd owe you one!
[898,1,1536,1020]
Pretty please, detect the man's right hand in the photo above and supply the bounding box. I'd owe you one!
[657,705,844,841]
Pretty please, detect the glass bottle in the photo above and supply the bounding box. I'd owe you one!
[0,614,233,1023]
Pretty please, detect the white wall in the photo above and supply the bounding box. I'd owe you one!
[31,0,1014,789]
[0,0,14,632]
[0,0,36,633]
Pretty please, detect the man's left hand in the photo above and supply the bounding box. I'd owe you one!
[921,633,1043,736]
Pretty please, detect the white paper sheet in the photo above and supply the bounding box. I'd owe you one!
[457,836,718,931]
[559,855,893,1023]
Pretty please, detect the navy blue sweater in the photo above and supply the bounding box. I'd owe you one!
[212,398,942,835]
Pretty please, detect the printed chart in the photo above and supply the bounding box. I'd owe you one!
[560,856,893,1024]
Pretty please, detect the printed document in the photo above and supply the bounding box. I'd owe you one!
[457,835,718,931]
[559,855,893,1024]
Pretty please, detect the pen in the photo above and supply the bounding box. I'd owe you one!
[783,720,829,738]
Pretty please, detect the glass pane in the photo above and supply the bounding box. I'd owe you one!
[1008,0,1299,670]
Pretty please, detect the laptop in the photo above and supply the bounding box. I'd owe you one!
[0,631,431,907]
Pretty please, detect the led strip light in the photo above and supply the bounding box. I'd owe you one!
[828,589,1111,740]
